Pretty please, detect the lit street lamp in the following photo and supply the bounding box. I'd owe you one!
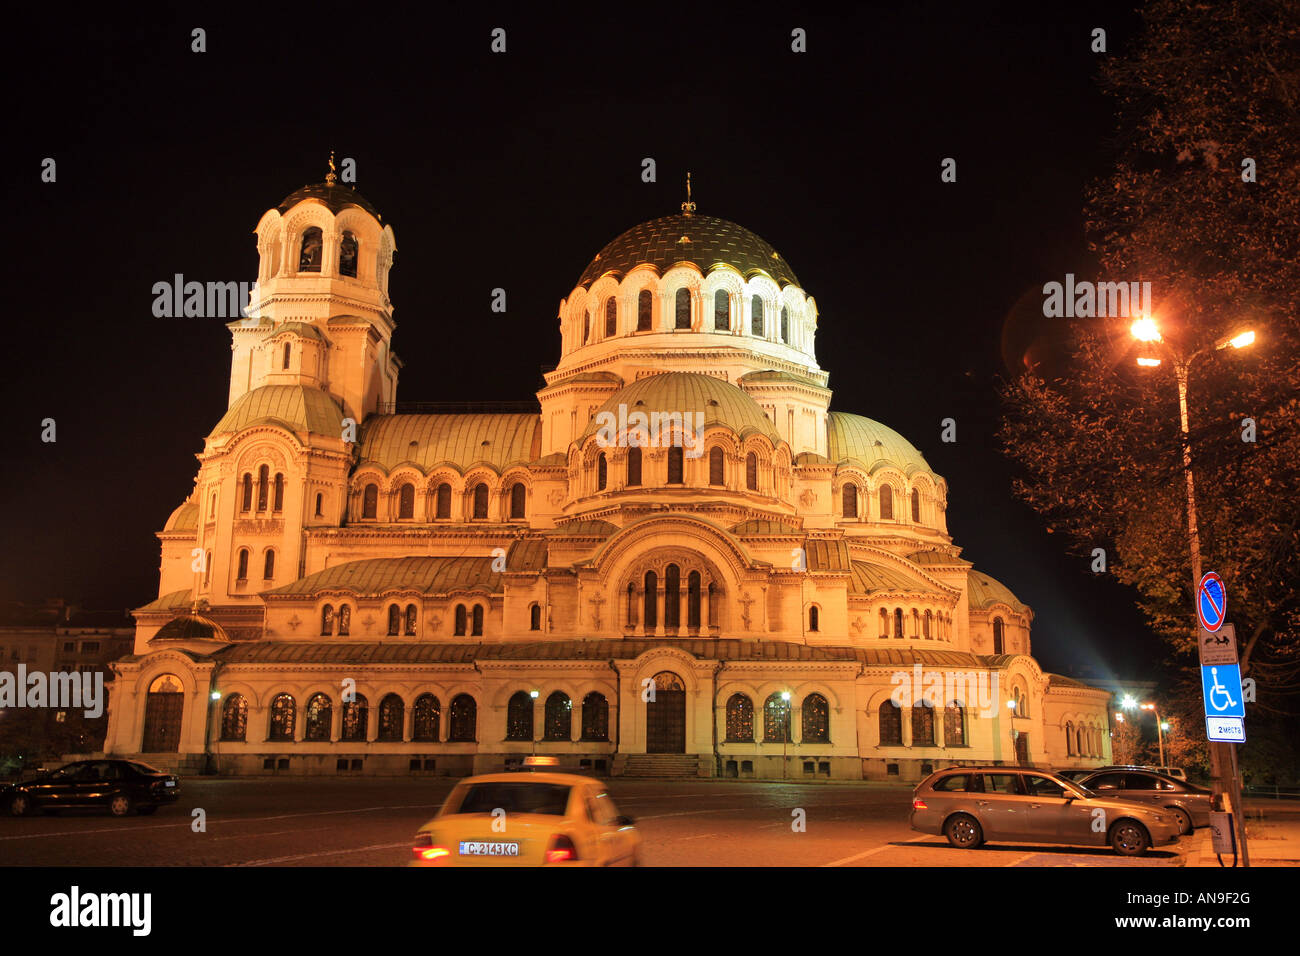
[781,691,791,779]
[1140,703,1165,767]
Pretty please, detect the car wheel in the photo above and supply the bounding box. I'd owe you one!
[137,806,158,816]
[945,813,983,849]
[1110,820,1150,856]
[8,794,30,817]
[1167,807,1192,836]
[109,794,133,817]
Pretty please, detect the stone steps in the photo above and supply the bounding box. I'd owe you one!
[618,754,705,778]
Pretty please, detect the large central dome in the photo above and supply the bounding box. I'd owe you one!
[577,214,800,289]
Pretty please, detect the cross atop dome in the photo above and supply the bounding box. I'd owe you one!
[681,171,696,217]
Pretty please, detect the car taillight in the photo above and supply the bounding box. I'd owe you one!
[546,834,578,863]
[912,798,928,810]
[412,833,450,861]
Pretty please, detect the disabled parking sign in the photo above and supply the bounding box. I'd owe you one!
[1197,571,1226,632]
[1202,663,1246,742]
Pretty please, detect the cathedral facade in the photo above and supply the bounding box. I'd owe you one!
[102,172,1113,780]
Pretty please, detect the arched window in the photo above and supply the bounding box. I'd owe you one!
[993,617,1005,655]
[387,604,401,636]
[708,446,725,486]
[220,694,247,741]
[879,607,889,637]
[912,608,920,636]
[597,453,607,491]
[362,483,378,519]
[664,564,681,628]
[944,702,966,746]
[802,693,829,742]
[510,483,526,519]
[714,289,729,330]
[506,691,533,740]
[262,549,275,580]
[879,484,894,520]
[687,570,701,628]
[544,692,572,741]
[529,603,542,631]
[725,694,754,741]
[637,289,652,330]
[581,692,609,741]
[809,606,820,632]
[412,694,440,741]
[583,311,590,344]
[924,609,933,638]
[763,693,791,742]
[341,694,368,742]
[299,226,323,272]
[667,446,684,484]
[626,447,642,486]
[269,694,297,741]
[626,582,637,626]
[257,465,269,511]
[911,488,921,523]
[282,341,291,369]
[398,483,415,519]
[454,605,467,636]
[378,694,404,741]
[894,607,904,638]
[339,230,359,277]
[435,483,451,519]
[751,295,764,336]
[879,701,902,745]
[236,548,249,580]
[471,604,483,636]
[209,491,217,519]
[203,550,212,588]
[272,473,284,512]
[315,492,323,517]
[1065,720,1076,756]
[605,297,617,336]
[448,694,476,741]
[913,702,935,746]
[338,605,351,636]
[241,473,252,512]
[472,483,488,519]
[675,288,691,329]
[404,604,417,636]
[745,452,758,491]
[1076,727,1085,755]
[305,693,332,741]
[643,571,658,628]
[843,483,858,518]
[780,306,789,343]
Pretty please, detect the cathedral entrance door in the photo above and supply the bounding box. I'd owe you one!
[645,671,686,753]
[1014,732,1029,766]
[140,674,184,753]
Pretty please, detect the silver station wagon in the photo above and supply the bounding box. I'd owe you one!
[910,767,1181,856]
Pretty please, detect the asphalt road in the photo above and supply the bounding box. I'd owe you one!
[0,777,1188,867]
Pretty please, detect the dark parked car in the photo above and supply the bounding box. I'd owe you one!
[3,759,180,817]
[1074,768,1210,835]
[1054,768,1096,782]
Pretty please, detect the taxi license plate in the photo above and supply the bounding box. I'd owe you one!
[458,841,519,857]
[164,781,176,788]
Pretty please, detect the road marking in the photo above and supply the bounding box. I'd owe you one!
[821,835,931,866]
[672,832,719,841]
[1004,852,1036,867]
[231,841,411,866]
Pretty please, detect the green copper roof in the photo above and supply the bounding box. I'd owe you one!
[806,539,852,571]
[269,556,502,597]
[164,500,198,532]
[135,589,193,614]
[730,518,802,535]
[827,412,932,475]
[359,414,541,472]
[579,372,780,443]
[278,181,382,220]
[848,560,941,596]
[967,569,1029,612]
[908,550,973,568]
[210,385,346,440]
[577,214,800,288]
[151,614,229,643]
[269,321,324,342]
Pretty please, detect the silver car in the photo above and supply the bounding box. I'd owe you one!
[1074,769,1211,835]
[910,767,1181,856]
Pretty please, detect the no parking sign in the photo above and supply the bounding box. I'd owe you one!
[1197,571,1226,632]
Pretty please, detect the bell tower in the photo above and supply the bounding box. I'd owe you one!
[228,155,400,426]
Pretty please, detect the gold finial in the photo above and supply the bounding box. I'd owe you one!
[681,170,696,216]
[325,149,337,186]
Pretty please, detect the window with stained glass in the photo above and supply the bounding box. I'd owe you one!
[220,694,247,741]
[726,694,753,742]
[341,695,368,742]
[305,693,332,741]
[763,694,791,742]
[412,694,440,741]
[802,694,829,742]
[506,691,533,740]
[543,692,572,741]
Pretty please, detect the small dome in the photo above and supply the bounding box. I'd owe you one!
[967,569,1029,612]
[278,181,382,221]
[164,500,198,532]
[579,372,781,443]
[209,385,345,439]
[578,214,799,289]
[827,412,933,475]
[151,613,229,643]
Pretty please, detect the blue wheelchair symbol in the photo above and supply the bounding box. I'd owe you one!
[1201,664,1245,718]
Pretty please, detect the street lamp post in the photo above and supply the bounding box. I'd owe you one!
[1131,318,1255,864]
[781,691,791,779]
[1140,703,1165,767]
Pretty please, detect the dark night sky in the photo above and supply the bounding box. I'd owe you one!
[2,2,1163,681]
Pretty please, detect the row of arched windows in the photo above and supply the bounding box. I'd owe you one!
[580,290,798,346]
[235,547,275,582]
[878,700,968,747]
[626,565,718,631]
[224,691,475,742]
[317,602,488,638]
[591,446,774,495]
[357,481,526,521]
[842,483,929,524]
[298,227,360,278]
[240,465,284,514]
[878,607,953,640]
[723,693,830,743]
[505,691,610,741]
[1064,721,1103,757]
[320,604,352,636]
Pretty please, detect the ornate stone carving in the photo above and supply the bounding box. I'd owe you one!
[547,488,565,506]
[233,518,285,535]
[851,616,866,636]
[739,591,755,631]
[799,488,816,507]
[589,592,606,628]
[287,614,301,631]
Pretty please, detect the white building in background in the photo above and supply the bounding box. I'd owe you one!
[102,168,1112,779]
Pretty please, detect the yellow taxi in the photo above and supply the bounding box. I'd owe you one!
[409,757,642,866]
